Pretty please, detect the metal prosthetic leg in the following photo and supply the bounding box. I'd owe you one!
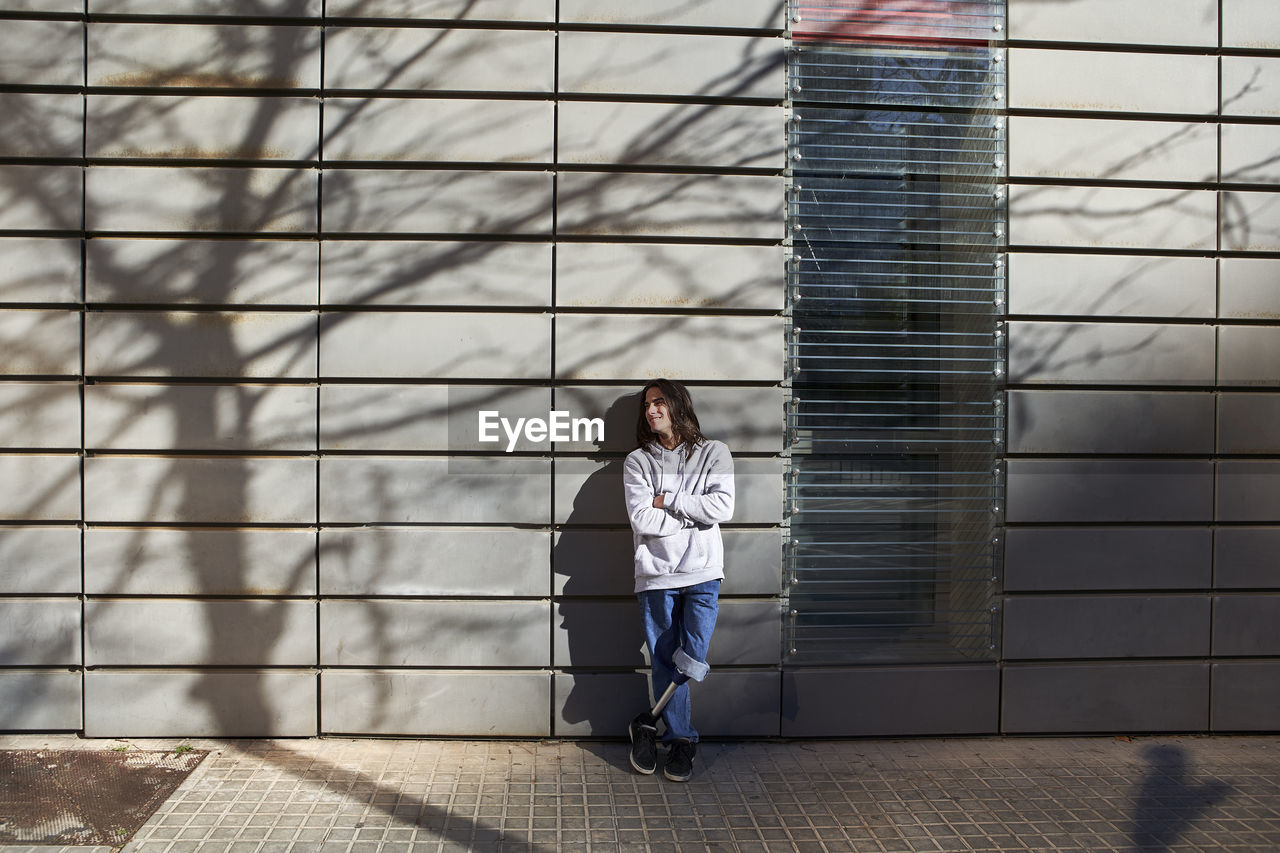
[632,647,710,729]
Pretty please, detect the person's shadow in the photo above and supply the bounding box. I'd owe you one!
[1126,744,1230,852]
[554,392,653,744]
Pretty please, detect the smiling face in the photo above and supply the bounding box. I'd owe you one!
[643,386,674,442]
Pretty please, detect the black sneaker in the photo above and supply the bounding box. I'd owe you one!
[663,738,696,782]
[628,713,658,775]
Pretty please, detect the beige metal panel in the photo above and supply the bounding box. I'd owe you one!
[0,166,82,231]
[1009,185,1217,251]
[324,98,553,163]
[85,528,316,596]
[325,27,553,92]
[0,383,81,449]
[1009,49,1217,115]
[1223,56,1280,117]
[0,599,81,665]
[86,167,317,233]
[1008,117,1217,183]
[322,170,552,235]
[319,457,550,524]
[322,670,552,736]
[0,527,80,594]
[85,312,318,378]
[1224,0,1280,49]
[1221,258,1280,320]
[1,1,82,10]
[91,0,320,13]
[556,314,782,382]
[1222,191,1280,252]
[86,239,319,305]
[87,96,319,161]
[319,528,549,596]
[320,312,549,379]
[84,456,316,523]
[551,385,785,453]
[326,0,553,19]
[1220,327,1280,386]
[85,599,316,666]
[89,23,321,89]
[1008,253,1216,319]
[558,102,784,169]
[0,456,80,521]
[0,94,82,158]
[320,385,551,452]
[85,384,316,450]
[0,671,81,731]
[561,0,784,29]
[1009,322,1216,385]
[0,20,82,87]
[559,31,784,99]
[320,600,550,667]
[1008,0,1216,47]
[84,670,317,737]
[320,241,550,307]
[0,239,80,304]
[556,243,784,310]
[0,311,80,375]
[1222,124,1280,185]
[559,173,783,240]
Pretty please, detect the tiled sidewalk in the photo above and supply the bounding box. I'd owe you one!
[1,734,1278,852]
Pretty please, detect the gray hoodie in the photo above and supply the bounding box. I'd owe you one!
[623,439,735,593]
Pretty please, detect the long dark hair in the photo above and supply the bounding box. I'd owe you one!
[635,378,707,459]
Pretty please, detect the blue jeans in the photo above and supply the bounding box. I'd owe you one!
[637,579,721,743]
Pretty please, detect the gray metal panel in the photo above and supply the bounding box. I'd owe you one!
[554,669,780,737]
[1223,0,1280,49]
[1008,391,1214,455]
[1004,527,1212,592]
[1008,322,1216,385]
[0,455,81,521]
[1008,186,1217,251]
[1215,527,1280,589]
[319,528,549,597]
[0,311,80,376]
[1007,253,1215,319]
[1007,0,1217,46]
[781,667,999,737]
[84,670,317,737]
[321,241,551,307]
[322,170,553,235]
[553,599,780,668]
[551,385,785,454]
[325,0,553,19]
[87,95,318,160]
[1222,191,1280,252]
[319,457,550,524]
[0,670,81,730]
[86,239,319,306]
[1219,394,1280,454]
[1222,125,1280,185]
[1219,327,1280,386]
[556,243,784,311]
[558,32,783,99]
[0,383,81,449]
[1213,596,1280,655]
[91,0,321,13]
[1217,461,1280,522]
[1009,117,1217,184]
[1211,661,1280,731]
[324,98,553,164]
[1222,57,1280,118]
[88,22,322,89]
[324,27,553,92]
[560,0,784,29]
[0,94,83,159]
[85,529,317,596]
[85,168,318,233]
[85,384,317,451]
[1221,258,1280,320]
[1002,663,1210,733]
[0,238,80,304]
[0,598,81,665]
[85,599,317,666]
[1008,49,1217,115]
[322,670,551,736]
[1003,595,1210,659]
[1006,460,1214,524]
[0,20,83,87]
[0,527,81,594]
[85,457,316,524]
[319,600,550,667]
[552,528,781,596]
[0,167,82,231]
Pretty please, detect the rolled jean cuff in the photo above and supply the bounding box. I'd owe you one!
[673,647,710,682]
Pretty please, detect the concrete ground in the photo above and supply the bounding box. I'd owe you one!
[1,734,1278,853]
